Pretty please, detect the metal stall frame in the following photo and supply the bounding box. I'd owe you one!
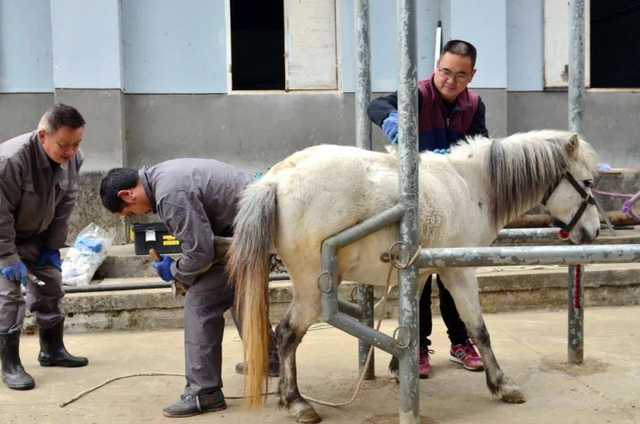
[318,0,628,421]
[354,0,376,382]
[568,0,587,365]
[322,1,422,421]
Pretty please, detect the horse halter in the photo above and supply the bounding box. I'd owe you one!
[542,171,596,237]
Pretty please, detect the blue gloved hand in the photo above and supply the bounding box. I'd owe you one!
[1,262,28,287]
[35,247,62,272]
[382,111,399,143]
[433,148,452,155]
[152,255,175,282]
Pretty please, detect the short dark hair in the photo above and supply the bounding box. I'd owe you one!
[441,40,477,69]
[100,168,140,213]
[38,103,86,134]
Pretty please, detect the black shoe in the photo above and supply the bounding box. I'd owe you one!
[38,319,88,367]
[235,358,280,377]
[162,391,227,418]
[0,331,35,390]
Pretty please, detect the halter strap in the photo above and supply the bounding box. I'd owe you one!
[542,172,596,234]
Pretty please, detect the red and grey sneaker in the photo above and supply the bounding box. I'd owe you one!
[419,347,434,379]
[449,340,484,371]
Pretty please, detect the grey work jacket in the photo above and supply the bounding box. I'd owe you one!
[139,158,252,286]
[0,131,84,268]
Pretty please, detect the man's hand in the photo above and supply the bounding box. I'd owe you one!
[35,247,62,272]
[152,254,175,282]
[382,111,399,144]
[433,148,451,154]
[1,262,28,287]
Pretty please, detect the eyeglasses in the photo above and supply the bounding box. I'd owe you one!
[437,68,471,82]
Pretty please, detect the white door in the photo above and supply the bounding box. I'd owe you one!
[284,0,338,90]
[544,0,591,88]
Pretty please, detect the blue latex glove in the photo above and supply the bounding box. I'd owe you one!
[433,148,452,155]
[152,255,175,282]
[35,247,62,272]
[1,262,28,287]
[382,111,399,144]
[75,238,104,253]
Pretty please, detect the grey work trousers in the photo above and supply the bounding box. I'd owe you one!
[0,238,64,334]
[183,264,276,396]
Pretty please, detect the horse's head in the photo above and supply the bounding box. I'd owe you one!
[542,134,600,244]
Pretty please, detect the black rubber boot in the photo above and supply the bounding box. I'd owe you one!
[162,390,227,418]
[38,320,88,367]
[235,352,280,377]
[0,331,35,390]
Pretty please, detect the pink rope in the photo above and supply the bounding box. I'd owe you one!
[592,189,640,221]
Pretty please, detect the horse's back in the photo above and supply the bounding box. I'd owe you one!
[266,145,400,258]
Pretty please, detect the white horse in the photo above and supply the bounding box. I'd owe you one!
[227,130,600,423]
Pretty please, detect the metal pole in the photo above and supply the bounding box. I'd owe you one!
[569,0,586,365]
[568,264,584,363]
[397,0,420,422]
[356,285,375,379]
[416,244,640,268]
[355,0,375,381]
[568,0,586,136]
[320,204,408,359]
[496,228,561,243]
[355,0,372,151]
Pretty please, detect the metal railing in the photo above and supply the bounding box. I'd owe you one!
[318,1,628,422]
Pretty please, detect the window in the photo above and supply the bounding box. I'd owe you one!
[591,1,640,88]
[229,0,338,91]
[230,0,285,90]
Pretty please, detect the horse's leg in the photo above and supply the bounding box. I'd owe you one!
[276,275,323,423]
[439,268,526,404]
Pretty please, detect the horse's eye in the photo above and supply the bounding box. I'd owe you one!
[584,179,593,188]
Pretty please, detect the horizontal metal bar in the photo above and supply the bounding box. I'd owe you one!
[23,273,291,294]
[417,244,640,268]
[323,204,405,251]
[496,228,561,243]
[338,299,363,320]
[327,312,405,358]
[61,283,170,293]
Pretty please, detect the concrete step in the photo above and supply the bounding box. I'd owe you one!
[32,262,640,334]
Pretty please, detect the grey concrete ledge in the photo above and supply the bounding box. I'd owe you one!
[24,263,640,334]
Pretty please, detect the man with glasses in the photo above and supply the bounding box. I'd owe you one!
[368,39,487,379]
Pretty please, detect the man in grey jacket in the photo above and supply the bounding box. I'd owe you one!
[100,159,279,418]
[0,104,89,391]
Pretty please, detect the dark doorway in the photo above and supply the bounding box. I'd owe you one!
[591,1,640,88]
[230,0,285,90]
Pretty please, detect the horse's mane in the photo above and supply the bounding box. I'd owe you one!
[457,130,599,228]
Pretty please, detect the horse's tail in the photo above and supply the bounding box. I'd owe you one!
[226,178,278,412]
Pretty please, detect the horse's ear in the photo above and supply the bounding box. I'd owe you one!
[567,133,580,157]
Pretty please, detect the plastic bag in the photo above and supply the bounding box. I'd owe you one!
[61,223,116,286]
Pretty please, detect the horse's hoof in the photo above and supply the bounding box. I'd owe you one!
[501,388,526,404]
[295,409,322,423]
[291,401,322,423]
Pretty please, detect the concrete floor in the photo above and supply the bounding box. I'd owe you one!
[1,307,639,424]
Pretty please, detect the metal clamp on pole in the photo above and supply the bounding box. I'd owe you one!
[392,325,411,349]
[316,271,334,294]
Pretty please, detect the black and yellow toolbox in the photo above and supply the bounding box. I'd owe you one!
[131,223,182,255]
